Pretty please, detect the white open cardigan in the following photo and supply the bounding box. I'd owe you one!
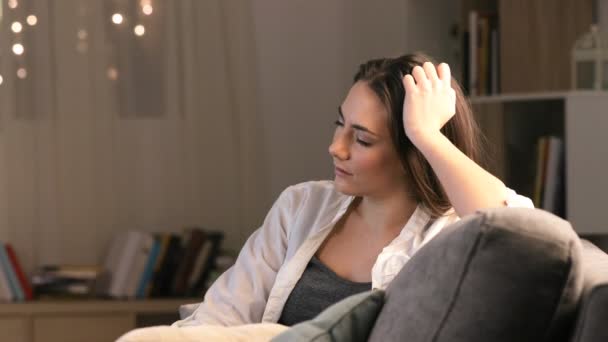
[173,180,534,326]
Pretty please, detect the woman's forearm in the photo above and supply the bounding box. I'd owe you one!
[412,132,508,217]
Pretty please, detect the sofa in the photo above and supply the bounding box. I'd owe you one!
[118,207,608,341]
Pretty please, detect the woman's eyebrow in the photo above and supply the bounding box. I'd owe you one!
[338,106,379,137]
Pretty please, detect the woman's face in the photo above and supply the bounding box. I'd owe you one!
[329,81,407,197]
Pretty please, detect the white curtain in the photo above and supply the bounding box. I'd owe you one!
[0,0,268,274]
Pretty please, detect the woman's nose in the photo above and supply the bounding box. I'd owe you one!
[329,134,349,160]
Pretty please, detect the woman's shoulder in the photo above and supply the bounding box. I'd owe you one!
[282,180,347,201]
[278,180,351,216]
[276,180,352,240]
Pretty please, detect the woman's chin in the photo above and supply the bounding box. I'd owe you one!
[333,177,357,195]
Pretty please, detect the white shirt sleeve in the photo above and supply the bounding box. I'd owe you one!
[504,186,535,208]
[421,186,534,247]
[172,187,293,326]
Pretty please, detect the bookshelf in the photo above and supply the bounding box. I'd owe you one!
[0,227,230,342]
[459,0,608,234]
[0,298,200,342]
[470,91,608,235]
[459,0,593,95]
[470,92,571,104]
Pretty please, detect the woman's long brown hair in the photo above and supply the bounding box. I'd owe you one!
[353,52,486,219]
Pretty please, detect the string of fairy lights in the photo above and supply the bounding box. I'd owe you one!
[107,0,154,81]
[0,0,38,85]
[0,0,155,85]
[111,0,153,38]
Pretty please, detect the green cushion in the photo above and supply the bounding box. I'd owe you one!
[271,289,384,342]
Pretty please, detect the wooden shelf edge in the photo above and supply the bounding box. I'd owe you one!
[469,90,608,104]
[0,298,202,315]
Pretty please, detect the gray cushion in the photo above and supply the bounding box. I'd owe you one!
[272,289,384,342]
[369,207,584,342]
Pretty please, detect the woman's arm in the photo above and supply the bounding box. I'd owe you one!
[172,187,293,327]
[402,62,530,217]
[413,132,512,217]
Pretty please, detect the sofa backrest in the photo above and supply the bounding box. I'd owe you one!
[568,239,608,342]
[368,207,584,342]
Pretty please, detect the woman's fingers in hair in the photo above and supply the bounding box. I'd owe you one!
[403,74,417,93]
[437,63,451,87]
[411,66,431,91]
[422,62,441,88]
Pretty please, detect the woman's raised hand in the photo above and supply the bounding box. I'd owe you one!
[401,62,456,146]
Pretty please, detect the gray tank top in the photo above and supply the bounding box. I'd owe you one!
[277,255,372,326]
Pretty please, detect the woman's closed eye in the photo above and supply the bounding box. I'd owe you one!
[356,138,371,147]
[333,120,372,147]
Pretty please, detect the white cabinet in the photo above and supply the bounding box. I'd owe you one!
[566,93,608,233]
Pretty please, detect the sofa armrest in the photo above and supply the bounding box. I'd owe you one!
[570,239,608,342]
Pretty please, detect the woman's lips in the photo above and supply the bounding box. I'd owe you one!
[334,166,352,177]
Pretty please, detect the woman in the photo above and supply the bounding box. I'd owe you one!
[174,53,534,327]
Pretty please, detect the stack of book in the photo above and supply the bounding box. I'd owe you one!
[533,136,565,217]
[0,242,33,302]
[31,265,108,299]
[465,10,499,96]
[102,228,229,299]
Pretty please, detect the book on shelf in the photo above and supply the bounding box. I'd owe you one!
[468,10,478,96]
[0,247,16,302]
[150,234,182,297]
[542,137,565,215]
[102,227,228,300]
[0,242,25,301]
[0,242,32,302]
[146,234,173,297]
[145,234,171,297]
[533,136,565,217]
[136,236,161,299]
[186,232,217,295]
[6,244,33,300]
[31,264,108,299]
[188,231,224,297]
[171,228,206,296]
[124,232,155,299]
[105,231,143,298]
[533,137,549,207]
[466,10,499,96]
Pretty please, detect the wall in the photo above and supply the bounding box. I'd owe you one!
[0,0,456,274]
[252,0,458,199]
[0,0,259,273]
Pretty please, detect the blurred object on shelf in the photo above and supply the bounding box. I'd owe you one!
[32,264,109,299]
[571,24,608,90]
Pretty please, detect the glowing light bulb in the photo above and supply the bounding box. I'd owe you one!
[77,29,88,40]
[112,13,123,25]
[11,22,22,33]
[26,15,38,26]
[107,67,118,80]
[17,68,27,79]
[134,24,145,36]
[12,43,24,55]
[142,4,153,15]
